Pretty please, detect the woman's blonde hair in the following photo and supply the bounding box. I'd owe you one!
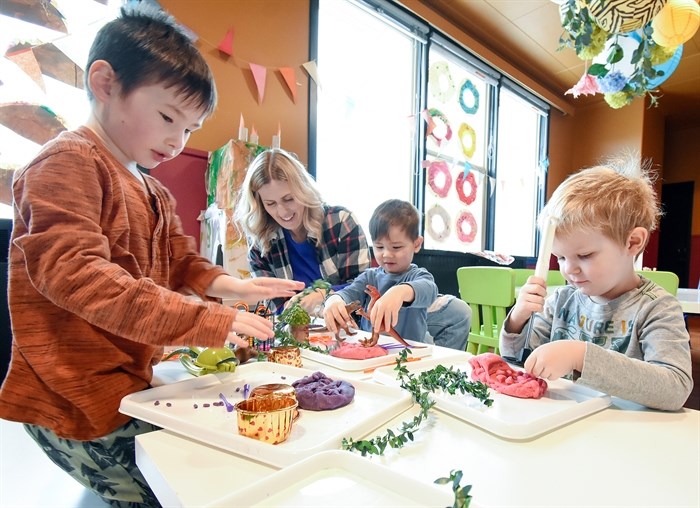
[234,148,325,257]
[539,152,661,249]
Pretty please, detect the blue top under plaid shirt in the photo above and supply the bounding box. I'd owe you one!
[248,205,371,310]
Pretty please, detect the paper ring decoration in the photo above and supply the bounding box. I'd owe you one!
[428,108,453,146]
[427,161,452,198]
[458,79,480,115]
[426,204,451,242]
[456,210,477,244]
[456,171,477,206]
[651,0,700,47]
[429,61,456,103]
[458,123,476,159]
[587,0,666,34]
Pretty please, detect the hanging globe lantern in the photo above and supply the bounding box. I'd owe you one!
[588,0,667,33]
[651,0,700,47]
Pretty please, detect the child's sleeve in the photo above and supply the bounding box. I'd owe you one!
[402,268,438,308]
[499,293,556,359]
[576,296,693,411]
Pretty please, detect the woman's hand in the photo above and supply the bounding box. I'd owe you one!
[506,275,547,333]
[284,288,326,316]
[226,311,276,348]
[524,340,585,380]
[207,275,304,303]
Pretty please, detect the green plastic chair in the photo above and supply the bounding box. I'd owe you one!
[456,266,515,355]
[636,270,679,296]
[513,268,566,287]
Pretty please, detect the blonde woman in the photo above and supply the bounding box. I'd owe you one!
[235,148,471,350]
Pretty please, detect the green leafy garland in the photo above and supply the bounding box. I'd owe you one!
[435,470,473,508]
[341,350,493,455]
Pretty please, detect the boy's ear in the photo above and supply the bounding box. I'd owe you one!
[413,235,424,253]
[87,60,118,103]
[627,227,648,256]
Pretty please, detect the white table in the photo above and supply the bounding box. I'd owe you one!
[136,348,700,508]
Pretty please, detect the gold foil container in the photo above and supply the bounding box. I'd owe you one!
[235,396,297,445]
[267,346,302,368]
[250,383,299,421]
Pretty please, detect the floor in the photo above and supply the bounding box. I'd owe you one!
[0,419,106,508]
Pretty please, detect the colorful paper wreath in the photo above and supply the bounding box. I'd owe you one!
[426,204,451,242]
[427,108,453,146]
[458,123,476,159]
[429,61,456,103]
[427,161,452,198]
[458,79,480,115]
[456,210,477,244]
[456,170,477,206]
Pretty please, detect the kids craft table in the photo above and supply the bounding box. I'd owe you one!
[134,345,700,508]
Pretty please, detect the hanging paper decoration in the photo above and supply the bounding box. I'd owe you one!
[0,0,68,33]
[587,0,666,34]
[6,48,46,91]
[423,108,452,146]
[279,67,298,103]
[249,63,267,104]
[456,171,477,206]
[302,60,321,89]
[457,123,476,159]
[651,0,700,47]
[217,28,234,56]
[425,160,452,198]
[455,211,477,244]
[458,79,479,114]
[428,61,455,103]
[32,43,85,89]
[0,103,67,145]
[426,204,451,242]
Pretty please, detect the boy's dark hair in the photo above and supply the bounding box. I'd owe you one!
[86,3,216,115]
[369,199,420,241]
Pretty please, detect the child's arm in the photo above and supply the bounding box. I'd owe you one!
[322,274,370,334]
[205,274,303,303]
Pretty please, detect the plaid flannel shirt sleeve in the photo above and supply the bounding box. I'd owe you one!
[318,206,370,285]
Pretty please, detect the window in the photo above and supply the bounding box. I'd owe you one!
[312,0,550,258]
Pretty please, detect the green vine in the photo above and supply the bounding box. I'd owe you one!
[435,469,473,508]
[341,350,492,456]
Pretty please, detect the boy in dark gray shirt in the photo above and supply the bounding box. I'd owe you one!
[501,154,692,410]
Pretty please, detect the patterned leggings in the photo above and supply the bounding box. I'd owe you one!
[24,419,161,507]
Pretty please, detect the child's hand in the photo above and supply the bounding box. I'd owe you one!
[524,340,585,380]
[322,296,354,335]
[227,311,275,348]
[370,285,412,333]
[507,275,547,332]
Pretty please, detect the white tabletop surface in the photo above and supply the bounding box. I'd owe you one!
[136,348,700,508]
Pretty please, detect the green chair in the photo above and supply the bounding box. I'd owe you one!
[456,266,515,355]
[513,268,566,287]
[636,270,679,296]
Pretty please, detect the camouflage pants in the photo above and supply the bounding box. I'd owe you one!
[24,419,161,507]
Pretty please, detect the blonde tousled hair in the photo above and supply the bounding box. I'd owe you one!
[539,152,661,249]
[234,148,325,257]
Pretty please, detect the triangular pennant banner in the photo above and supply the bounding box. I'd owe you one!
[217,28,234,56]
[32,43,84,89]
[301,61,321,89]
[279,67,297,103]
[249,63,267,104]
[6,48,46,91]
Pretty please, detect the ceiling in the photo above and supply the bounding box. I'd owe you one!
[418,0,700,119]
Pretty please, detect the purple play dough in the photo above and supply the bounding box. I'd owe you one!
[291,371,355,411]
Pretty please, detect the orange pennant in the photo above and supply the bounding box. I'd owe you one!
[6,48,45,91]
[249,63,267,104]
[217,28,234,56]
[279,67,297,103]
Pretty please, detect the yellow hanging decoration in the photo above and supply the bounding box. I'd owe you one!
[651,0,700,47]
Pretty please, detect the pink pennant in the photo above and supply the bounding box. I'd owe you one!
[217,28,234,56]
[279,67,298,103]
[249,63,267,104]
[421,109,436,137]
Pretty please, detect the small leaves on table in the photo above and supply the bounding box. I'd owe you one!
[435,469,473,508]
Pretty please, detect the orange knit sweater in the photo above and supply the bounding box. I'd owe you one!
[0,127,236,440]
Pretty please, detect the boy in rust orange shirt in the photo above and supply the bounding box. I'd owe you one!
[0,5,301,506]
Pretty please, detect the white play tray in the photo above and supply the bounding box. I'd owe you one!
[372,355,612,440]
[303,327,433,372]
[206,450,456,508]
[120,362,413,467]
